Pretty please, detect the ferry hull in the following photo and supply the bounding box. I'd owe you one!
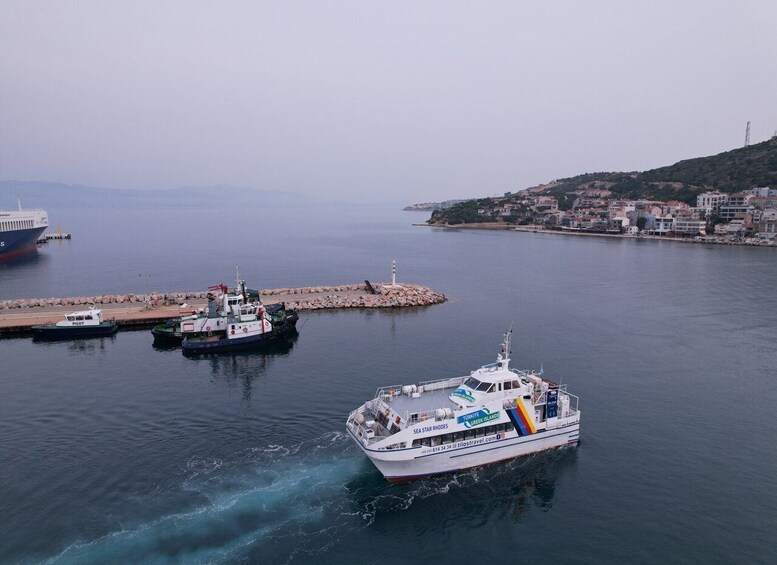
[0,226,46,260]
[352,423,579,483]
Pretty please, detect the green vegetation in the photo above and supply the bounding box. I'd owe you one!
[542,138,777,204]
[429,199,495,225]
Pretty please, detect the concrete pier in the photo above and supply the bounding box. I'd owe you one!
[0,282,446,335]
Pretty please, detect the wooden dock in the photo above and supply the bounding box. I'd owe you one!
[0,282,446,335]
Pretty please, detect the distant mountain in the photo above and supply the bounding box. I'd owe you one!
[0,181,308,210]
[529,138,777,208]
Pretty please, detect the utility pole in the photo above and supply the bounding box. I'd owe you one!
[744,121,751,147]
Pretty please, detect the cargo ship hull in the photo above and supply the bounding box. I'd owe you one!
[0,226,47,260]
[0,208,49,260]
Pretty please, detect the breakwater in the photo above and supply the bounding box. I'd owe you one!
[265,283,446,310]
[0,283,446,311]
[0,283,447,334]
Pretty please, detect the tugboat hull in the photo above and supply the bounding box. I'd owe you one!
[151,324,184,346]
[182,323,297,355]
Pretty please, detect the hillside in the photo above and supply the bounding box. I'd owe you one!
[532,138,777,206]
[430,138,777,225]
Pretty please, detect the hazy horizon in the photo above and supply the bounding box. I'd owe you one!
[2,1,776,203]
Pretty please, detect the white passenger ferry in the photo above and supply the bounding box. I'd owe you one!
[346,331,580,482]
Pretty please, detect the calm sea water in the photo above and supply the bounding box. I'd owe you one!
[1,203,776,564]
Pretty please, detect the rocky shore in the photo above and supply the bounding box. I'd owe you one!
[0,283,447,311]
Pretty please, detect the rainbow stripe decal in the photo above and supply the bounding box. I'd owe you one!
[506,399,537,436]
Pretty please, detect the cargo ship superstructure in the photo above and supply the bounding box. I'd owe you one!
[346,331,580,482]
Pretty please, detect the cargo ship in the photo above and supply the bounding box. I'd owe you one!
[0,202,49,260]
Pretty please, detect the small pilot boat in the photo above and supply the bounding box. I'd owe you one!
[31,307,119,339]
[346,331,580,482]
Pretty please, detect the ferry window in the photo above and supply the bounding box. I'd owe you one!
[474,427,485,438]
[476,382,491,392]
[412,439,421,447]
[67,316,74,321]
[85,315,93,320]
[453,432,464,442]
[464,429,475,440]
[422,437,431,447]
[504,380,512,390]
[512,380,522,389]
[431,436,442,446]
[464,377,481,389]
[76,316,84,321]
[441,433,454,444]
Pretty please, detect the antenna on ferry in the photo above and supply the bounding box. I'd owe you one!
[500,328,512,368]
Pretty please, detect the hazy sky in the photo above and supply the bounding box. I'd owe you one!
[2,1,776,202]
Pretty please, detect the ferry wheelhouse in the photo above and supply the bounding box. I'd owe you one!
[346,331,580,482]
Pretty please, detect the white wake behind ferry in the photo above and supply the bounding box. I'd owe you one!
[346,332,580,482]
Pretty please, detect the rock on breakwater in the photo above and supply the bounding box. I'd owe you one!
[275,283,447,310]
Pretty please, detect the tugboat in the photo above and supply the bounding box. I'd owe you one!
[346,331,580,483]
[31,306,119,339]
[181,300,298,355]
[152,278,295,347]
[151,284,233,346]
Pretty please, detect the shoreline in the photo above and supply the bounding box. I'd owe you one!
[415,223,777,247]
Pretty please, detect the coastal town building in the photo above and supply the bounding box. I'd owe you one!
[697,191,728,215]
[673,219,707,235]
[757,209,777,238]
[647,215,674,235]
[434,184,776,244]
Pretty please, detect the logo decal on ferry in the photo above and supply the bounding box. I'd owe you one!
[506,399,537,436]
[451,388,476,403]
[456,408,500,428]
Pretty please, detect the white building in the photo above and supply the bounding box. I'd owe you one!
[647,215,674,235]
[719,205,758,222]
[751,187,777,197]
[673,219,707,235]
[696,191,728,214]
[758,209,777,238]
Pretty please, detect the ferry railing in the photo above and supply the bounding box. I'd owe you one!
[347,407,387,446]
[373,375,466,401]
[372,376,466,428]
